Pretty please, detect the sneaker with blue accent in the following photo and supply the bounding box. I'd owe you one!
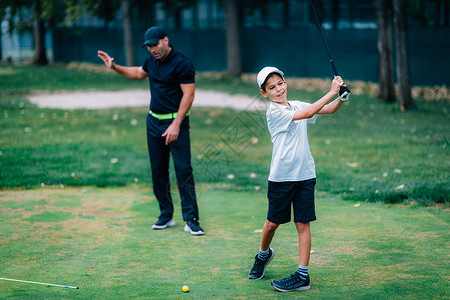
[248,248,275,280]
[271,272,311,292]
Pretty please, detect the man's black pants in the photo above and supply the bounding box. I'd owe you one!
[146,114,199,222]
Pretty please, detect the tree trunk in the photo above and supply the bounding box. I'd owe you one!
[121,0,135,66]
[283,0,290,28]
[376,0,395,103]
[444,2,449,27]
[174,6,182,30]
[435,0,441,27]
[192,4,198,31]
[332,0,339,29]
[313,0,325,25]
[32,0,48,65]
[0,26,2,62]
[393,0,416,110]
[225,0,242,77]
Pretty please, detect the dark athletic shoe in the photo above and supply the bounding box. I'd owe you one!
[152,217,176,229]
[248,248,275,280]
[271,272,311,292]
[184,220,205,235]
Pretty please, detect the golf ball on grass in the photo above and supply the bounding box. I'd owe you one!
[182,285,189,293]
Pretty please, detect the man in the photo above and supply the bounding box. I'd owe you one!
[98,26,204,235]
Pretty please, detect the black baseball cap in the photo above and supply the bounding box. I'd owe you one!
[142,26,166,47]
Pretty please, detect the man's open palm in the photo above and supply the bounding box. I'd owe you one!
[98,51,114,69]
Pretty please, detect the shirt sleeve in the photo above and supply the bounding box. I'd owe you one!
[177,58,195,84]
[141,57,149,73]
[307,113,317,124]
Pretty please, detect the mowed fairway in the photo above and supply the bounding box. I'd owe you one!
[0,186,448,299]
[0,64,449,299]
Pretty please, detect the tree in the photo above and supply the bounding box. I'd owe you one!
[0,0,143,66]
[225,0,242,77]
[376,0,395,103]
[121,0,134,66]
[393,0,416,110]
[283,0,290,28]
[32,0,47,65]
[0,0,51,65]
[222,0,274,77]
[376,0,417,109]
[0,22,2,61]
[80,0,138,66]
[1,0,75,65]
[159,0,198,30]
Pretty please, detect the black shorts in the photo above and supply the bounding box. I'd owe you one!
[267,178,316,224]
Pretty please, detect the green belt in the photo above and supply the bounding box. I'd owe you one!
[149,110,190,120]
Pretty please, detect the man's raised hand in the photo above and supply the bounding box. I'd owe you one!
[97,50,115,69]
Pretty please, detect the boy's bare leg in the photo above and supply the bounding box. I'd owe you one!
[249,220,279,280]
[295,222,311,266]
[260,220,279,251]
[270,222,312,291]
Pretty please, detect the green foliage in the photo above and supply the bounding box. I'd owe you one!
[0,0,69,34]
[0,0,33,34]
[407,0,450,27]
[0,0,119,34]
[84,0,121,24]
[0,64,448,206]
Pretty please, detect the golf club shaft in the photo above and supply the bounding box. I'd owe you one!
[309,0,351,97]
[309,0,339,76]
[0,277,79,289]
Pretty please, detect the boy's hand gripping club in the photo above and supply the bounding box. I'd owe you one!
[309,0,351,101]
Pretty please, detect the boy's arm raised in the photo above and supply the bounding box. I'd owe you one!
[292,76,342,120]
[317,97,344,114]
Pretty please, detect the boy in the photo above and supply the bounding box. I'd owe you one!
[248,67,349,292]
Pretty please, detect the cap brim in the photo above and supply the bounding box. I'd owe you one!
[142,39,160,47]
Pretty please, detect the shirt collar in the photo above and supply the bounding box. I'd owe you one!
[270,101,292,110]
[160,45,175,63]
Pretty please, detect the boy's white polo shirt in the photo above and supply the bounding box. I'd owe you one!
[266,101,317,182]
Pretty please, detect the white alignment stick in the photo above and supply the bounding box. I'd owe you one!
[0,277,79,289]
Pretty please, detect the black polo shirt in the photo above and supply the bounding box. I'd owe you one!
[142,47,195,114]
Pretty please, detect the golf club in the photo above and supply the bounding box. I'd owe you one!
[309,0,351,98]
[0,277,79,289]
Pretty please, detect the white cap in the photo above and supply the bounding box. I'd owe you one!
[257,66,284,89]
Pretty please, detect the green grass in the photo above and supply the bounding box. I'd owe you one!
[0,187,448,299]
[1,64,448,205]
[0,63,148,94]
[0,64,449,298]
